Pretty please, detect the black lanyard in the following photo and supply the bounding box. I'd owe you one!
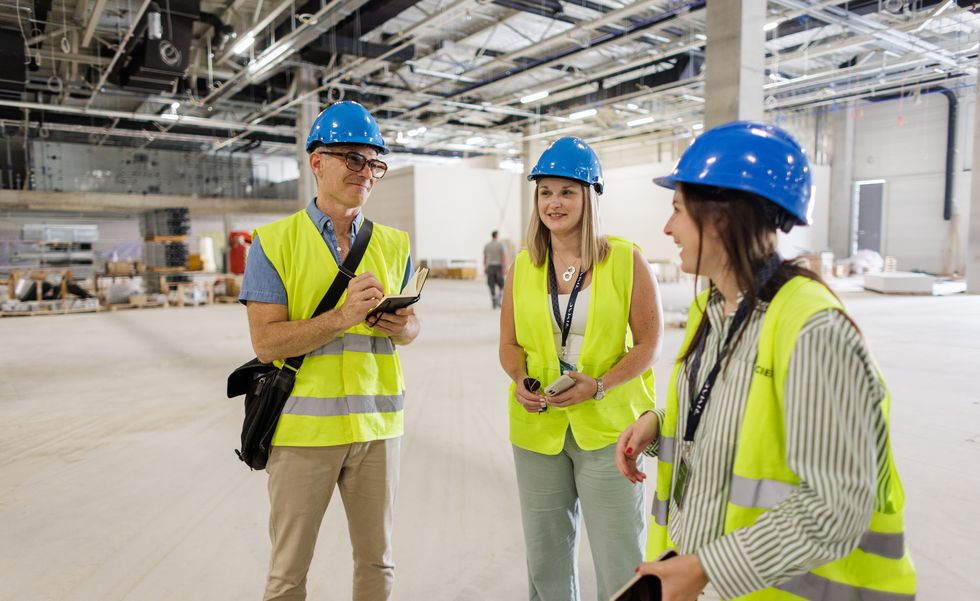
[684,254,783,443]
[548,251,587,366]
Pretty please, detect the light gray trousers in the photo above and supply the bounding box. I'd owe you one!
[512,430,646,601]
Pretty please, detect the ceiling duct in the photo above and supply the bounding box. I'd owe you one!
[109,0,201,93]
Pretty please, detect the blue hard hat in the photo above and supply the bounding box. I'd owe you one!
[654,121,812,225]
[306,101,389,155]
[528,136,604,195]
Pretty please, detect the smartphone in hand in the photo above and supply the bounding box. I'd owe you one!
[544,374,576,397]
[607,551,677,601]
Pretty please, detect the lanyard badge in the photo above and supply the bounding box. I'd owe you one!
[548,252,586,375]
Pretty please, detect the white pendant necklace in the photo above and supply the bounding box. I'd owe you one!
[553,248,580,283]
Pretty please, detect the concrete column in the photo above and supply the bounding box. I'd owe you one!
[295,64,318,209]
[829,102,856,258]
[967,66,980,293]
[521,122,544,243]
[704,0,765,127]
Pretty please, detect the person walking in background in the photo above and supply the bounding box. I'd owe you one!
[239,101,420,601]
[484,230,508,308]
[616,121,916,601]
[499,137,664,601]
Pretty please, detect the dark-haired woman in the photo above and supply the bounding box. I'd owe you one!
[614,122,916,601]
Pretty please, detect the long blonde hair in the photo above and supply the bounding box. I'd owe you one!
[525,181,610,270]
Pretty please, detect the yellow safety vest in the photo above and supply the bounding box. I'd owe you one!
[256,209,410,446]
[510,236,656,454]
[647,276,916,600]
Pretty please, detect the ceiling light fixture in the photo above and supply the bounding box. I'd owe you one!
[569,108,597,120]
[232,34,255,55]
[763,21,780,32]
[520,90,550,104]
[628,116,655,127]
[410,65,476,83]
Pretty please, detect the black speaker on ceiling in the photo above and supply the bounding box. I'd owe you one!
[0,28,27,100]
[110,0,200,92]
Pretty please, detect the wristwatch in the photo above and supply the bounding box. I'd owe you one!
[593,377,605,400]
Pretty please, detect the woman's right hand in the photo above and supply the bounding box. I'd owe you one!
[615,412,660,483]
[514,376,546,414]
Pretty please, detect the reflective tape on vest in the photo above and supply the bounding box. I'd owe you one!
[651,495,669,526]
[730,474,796,509]
[283,394,405,416]
[859,531,906,560]
[307,333,395,357]
[658,435,676,464]
[731,475,907,561]
[778,571,915,601]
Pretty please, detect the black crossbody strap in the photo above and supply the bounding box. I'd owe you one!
[283,219,375,370]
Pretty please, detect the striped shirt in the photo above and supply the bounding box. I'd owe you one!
[647,288,887,599]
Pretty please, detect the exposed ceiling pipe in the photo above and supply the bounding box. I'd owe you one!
[865,85,958,221]
[208,0,480,150]
[201,0,372,106]
[0,99,293,137]
[81,0,108,48]
[84,0,153,109]
[213,0,296,66]
[370,0,668,115]
[774,0,977,75]
[396,1,705,123]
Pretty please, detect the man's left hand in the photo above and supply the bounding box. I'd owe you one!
[546,371,598,408]
[635,554,708,601]
[367,306,415,337]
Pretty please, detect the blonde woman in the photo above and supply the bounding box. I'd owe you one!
[499,137,664,601]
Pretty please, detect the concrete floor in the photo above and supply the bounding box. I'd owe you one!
[1,279,978,601]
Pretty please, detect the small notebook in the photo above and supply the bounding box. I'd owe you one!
[368,266,428,317]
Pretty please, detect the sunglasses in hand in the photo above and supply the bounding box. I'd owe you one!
[523,377,546,412]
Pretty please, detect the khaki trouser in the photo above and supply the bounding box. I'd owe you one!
[263,439,400,601]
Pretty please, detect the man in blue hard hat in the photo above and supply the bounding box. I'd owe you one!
[239,100,419,601]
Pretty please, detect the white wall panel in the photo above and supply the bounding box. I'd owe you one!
[849,92,972,273]
[365,167,417,259]
[599,162,677,261]
[412,165,522,268]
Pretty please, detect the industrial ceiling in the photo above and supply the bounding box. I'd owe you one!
[0,0,977,161]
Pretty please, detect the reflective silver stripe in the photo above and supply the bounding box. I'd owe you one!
[729,474,796,509]
[307,334,395,357]
[859,531,906,560]
[778,571,915,601]
[658,435,676,464]
[651,496,669,526]
[283,394,405,416]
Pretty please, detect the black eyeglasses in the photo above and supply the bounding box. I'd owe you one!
[316,150,388,179]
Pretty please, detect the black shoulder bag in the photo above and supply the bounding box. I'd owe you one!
[226,220,375,470]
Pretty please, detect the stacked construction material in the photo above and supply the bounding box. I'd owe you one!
[143,242,189,269]
[141,208,190,295]
[140,208,190,238]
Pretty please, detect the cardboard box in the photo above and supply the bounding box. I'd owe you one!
[106,261,134,276]
[223,276,241,297]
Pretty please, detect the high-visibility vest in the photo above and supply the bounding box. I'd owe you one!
[648,276,916,600]
[256,210,410,446]
[510,236,656,454]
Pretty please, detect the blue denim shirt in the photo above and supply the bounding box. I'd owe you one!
[239,199,412,306]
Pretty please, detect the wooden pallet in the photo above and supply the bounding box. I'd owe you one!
[145,266,188,273]
[1,303,102,317]
[104,300,167,311]
[144,235,188,242]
